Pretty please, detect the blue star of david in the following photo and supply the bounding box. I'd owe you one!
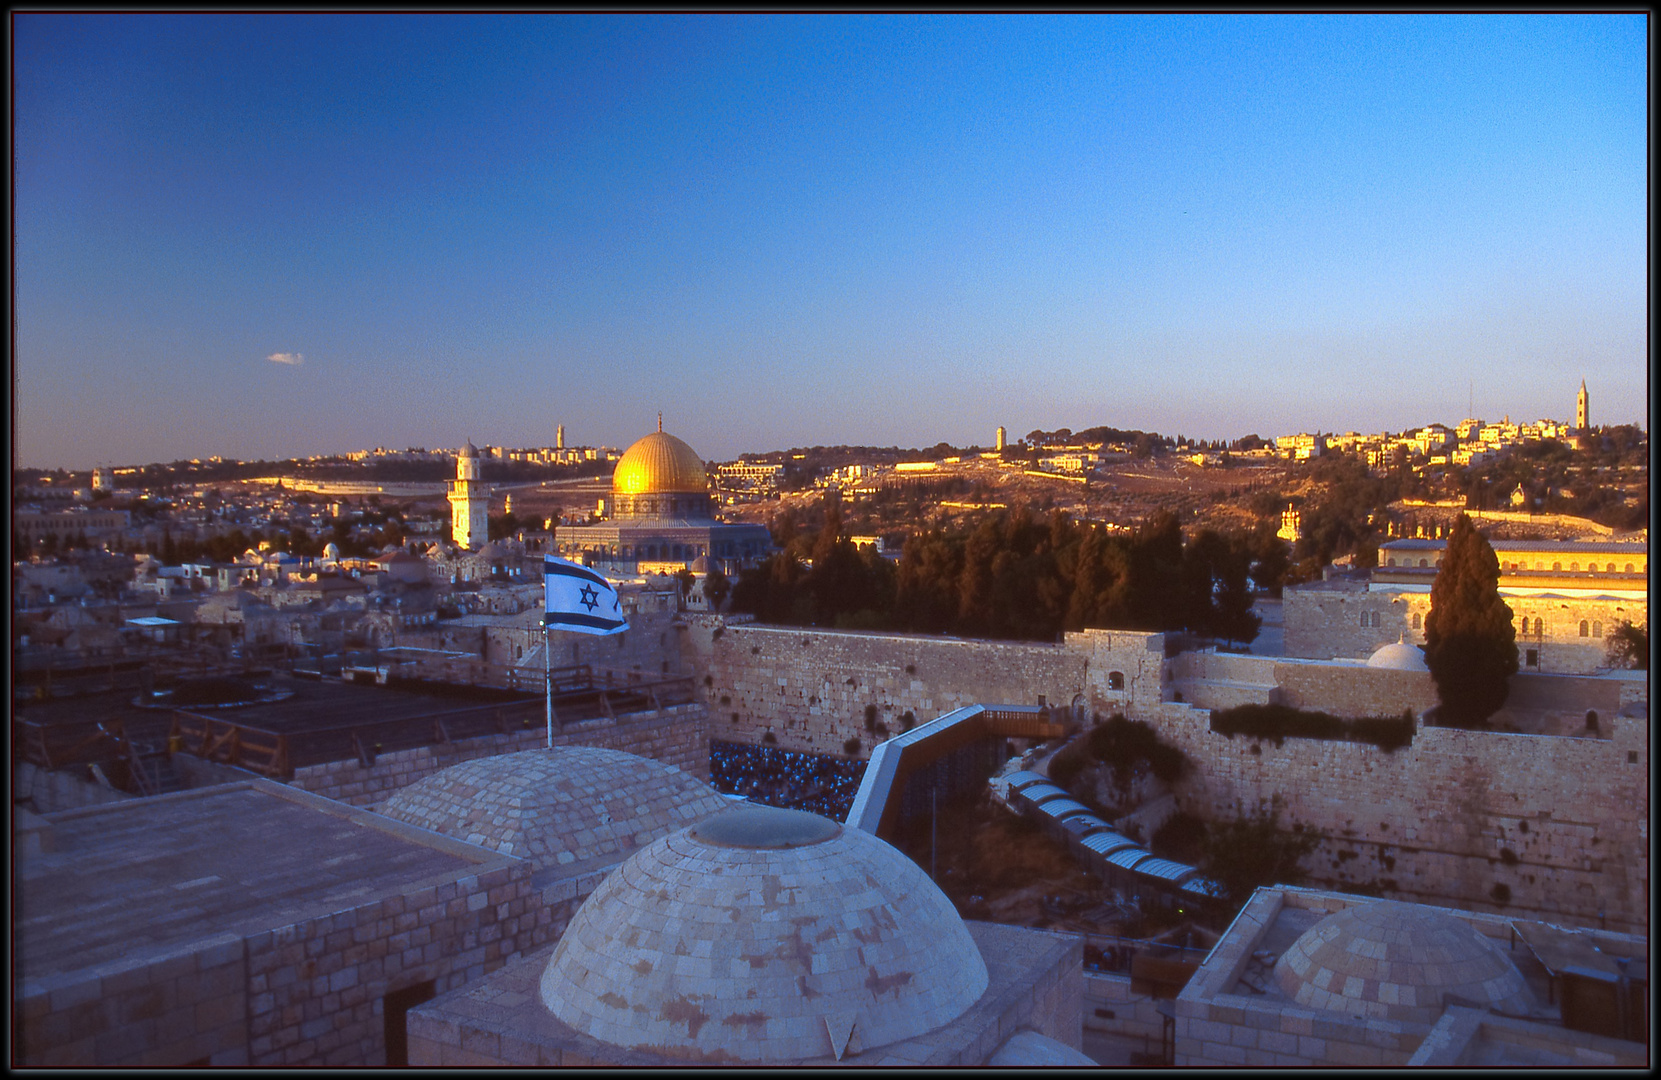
[578,584,600,611]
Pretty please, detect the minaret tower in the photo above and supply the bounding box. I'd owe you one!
[1576,379,1589,432]
[448,439,490,549]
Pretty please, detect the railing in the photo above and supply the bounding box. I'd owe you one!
[1082,932,1210,976]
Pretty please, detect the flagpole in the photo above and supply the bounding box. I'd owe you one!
[544,621,553,750]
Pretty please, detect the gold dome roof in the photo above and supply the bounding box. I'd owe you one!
[613,428,708,495]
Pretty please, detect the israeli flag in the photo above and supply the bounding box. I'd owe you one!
[544,555,627,635]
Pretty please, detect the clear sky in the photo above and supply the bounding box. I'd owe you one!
[13,13,1649,470]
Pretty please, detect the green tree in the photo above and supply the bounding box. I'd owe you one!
[1423,514,1517,726]
[1605,621,1649,670]
[703,567,731,611]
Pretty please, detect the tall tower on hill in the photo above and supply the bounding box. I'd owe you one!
[1576,380,1589,432]
[448,440,490,550]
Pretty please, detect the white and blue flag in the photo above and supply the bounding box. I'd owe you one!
[543,555,628,635]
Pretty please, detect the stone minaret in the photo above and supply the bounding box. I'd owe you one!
[448,440,490,549]
[995,426,1007,452]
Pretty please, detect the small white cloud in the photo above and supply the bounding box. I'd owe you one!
[266,352,304,366]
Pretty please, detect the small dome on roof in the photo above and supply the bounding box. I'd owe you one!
[377,748,729,873]
[459,440,478,459]
[1366,641,1428,671]
[1274,900,1532,1024]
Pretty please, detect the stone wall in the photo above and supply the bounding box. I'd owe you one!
[243,857,545,1067]
[13,761,132,815]
[1082,972,1165,1043]
[696,622,1087,757]
[1138,702,1648,933]
[1283,585,1646,675]
[286,702,710,807]
[15,933,250,1067]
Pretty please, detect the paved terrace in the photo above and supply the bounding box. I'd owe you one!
[14,782,500,981]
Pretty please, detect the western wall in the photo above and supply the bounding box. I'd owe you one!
[691,620,1649,934]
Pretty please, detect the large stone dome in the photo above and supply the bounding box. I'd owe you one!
[613,429,709,496]
[376,748,730,873]
[1273,900,1532,1024]
[540,804,990,1062]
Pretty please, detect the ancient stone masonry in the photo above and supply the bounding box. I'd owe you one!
[1283,585,1645,675]
[286,702,710,807]
[1134,702,1647,933]
[697,623,1087,756]
[13,781,555,1068]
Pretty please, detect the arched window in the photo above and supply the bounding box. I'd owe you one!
[1553,562,1562,571]
[1607,563,1616,573]
[1411,612,1421,629]
[1107,671,1125,691]
[1626,563,1635,573]
[1387,558,1396,566]
[1570,562,1579,571]
[1579,620,1589,637]
[1534,618,1543,635]
[1419,559,1428,568]
[1593,622,1602,638]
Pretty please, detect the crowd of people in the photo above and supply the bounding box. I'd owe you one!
[709,740,867,821]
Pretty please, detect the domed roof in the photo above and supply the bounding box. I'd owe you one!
[459,439,478,459]
[613,427,708,495]
[1366,641,1428,671]
[541,804,989,1062]
[376,748,730,872]
[1273,900,1532,1024]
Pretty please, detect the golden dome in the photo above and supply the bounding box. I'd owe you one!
[613,428,708,495]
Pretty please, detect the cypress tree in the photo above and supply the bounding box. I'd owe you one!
[1423,514,1517,726]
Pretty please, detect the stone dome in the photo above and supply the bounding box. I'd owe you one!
[459,439,478,459]
[1366,641,1429,671]
[1273,900,1532,1024]
[540,804,990,1062]
[376,748,730,873]
[613,429,709,496]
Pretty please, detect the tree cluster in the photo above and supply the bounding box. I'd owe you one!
[731,503,1263,644]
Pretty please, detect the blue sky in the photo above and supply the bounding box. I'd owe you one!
[13,13,1648,469]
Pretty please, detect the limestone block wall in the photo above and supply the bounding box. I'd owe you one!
[1141,704,1649,933]
[286,702,710,806]
[15,934,250,1067]
[1284,586,1646,675]
[702,624,1086,756]
[1068,629,1169,717]
[243,861,547,1067]
[1082,973,1165,1042]
[13,761,132,815]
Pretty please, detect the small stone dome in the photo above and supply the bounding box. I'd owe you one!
[540,804,990,1062]
[376,748,729,872]
[459,440,478,459]
[1273,900,1532,1024]
[613,429,708,495]
[1366,641,1428,671]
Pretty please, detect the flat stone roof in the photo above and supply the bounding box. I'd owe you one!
[15,781,516,985]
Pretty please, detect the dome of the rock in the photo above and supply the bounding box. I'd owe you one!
[613,430,708,496]
[1273,900,1532,1024]
[376,748,730,873]
[539,803,990,1062]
